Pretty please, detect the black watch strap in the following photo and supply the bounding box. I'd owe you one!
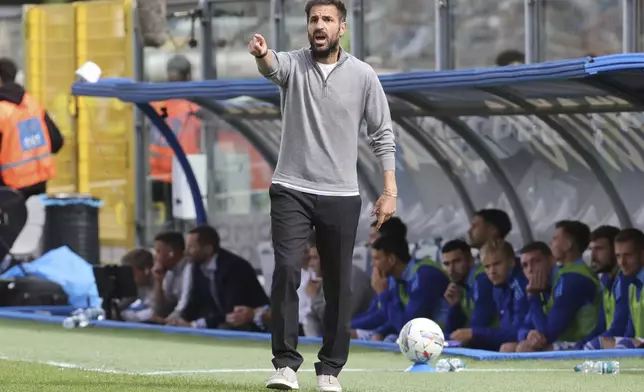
[255,50,269,59]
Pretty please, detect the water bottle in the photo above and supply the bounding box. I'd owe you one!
[62,313,89,329]
[71,307,105,321]
[449,358,466,372]
[435,358,466,372]
[574,361,620,374]
[435,359,451,372]
[84,307,106,321]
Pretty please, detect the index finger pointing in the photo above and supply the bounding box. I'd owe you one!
[375,214,385,230]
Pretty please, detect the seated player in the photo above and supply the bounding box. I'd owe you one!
[441,239,496,337]
[349,269,394,338]
[507,221,601,352]
[304,238,374,337]
[597,228,644,349]
[355,234,450,342]
[451,240,527,350]
[117,248,156,323]
[582,226,633,349]
[350,218,409,338]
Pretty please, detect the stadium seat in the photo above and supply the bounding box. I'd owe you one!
[10,195,46,260]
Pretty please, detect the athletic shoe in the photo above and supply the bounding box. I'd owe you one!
[316,374,342,392]
[266,367,299,390]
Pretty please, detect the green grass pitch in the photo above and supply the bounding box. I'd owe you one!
[0,319,642,392]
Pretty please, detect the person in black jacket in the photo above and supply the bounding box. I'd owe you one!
[167,225,269,330]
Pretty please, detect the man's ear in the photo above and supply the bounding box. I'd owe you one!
[339,21,347,37]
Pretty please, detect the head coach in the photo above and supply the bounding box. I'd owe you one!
[248,1,398,391]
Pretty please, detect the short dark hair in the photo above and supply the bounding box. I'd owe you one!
[121,248,154,270]
[441,239,471,255]
[372,234,411,263]
[154,231,185,253]
[555,220,591,252]
[495,49,525,66]
[520,241,552,257]
[590,225,620,246]
[166,54,192,80]
[305,0,347,22]
[614,228,644,251]
[188,225,221,251]
[0,58,17,84]
[475,209,512,239]
[371,217,407,239]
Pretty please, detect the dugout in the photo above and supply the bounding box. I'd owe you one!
[72,54,644,246]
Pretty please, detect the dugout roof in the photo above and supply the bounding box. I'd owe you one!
[72,53,644,244]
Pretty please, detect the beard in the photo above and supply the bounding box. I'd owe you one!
[592,260,613,274]
[308,31,341,59]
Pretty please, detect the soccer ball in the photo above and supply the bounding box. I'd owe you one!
[397,318,446,363]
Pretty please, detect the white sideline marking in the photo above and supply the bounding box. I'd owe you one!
[141,368,391,375]
[2,355,643,376]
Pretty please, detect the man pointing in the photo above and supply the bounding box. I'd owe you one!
[248,1,397,391]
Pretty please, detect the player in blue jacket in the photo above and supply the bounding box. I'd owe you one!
[350,217,408,339]
[441,239,497,336]
[595,228,644,349]
[504,221,601,352]
[364,234,451,341]
[350,280,395,335]
[451,239,528,350]
[581,226,633,349]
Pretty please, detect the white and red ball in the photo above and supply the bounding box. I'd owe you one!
[397,318,446,363]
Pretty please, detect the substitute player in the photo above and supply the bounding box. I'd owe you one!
[248,1,397,390]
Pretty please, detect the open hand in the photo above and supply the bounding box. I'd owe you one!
[444,283,463,306]
[370,267,389,294]
[306,277,322,298]
[152,262,166,282]
[225,306,254,327]
[248,33,268,57]
[526,330,547,348]
[450,328,473,344]
[527,265,548,294]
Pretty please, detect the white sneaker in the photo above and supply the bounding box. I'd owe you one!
[316,375,342,392]
[266,367,299,390]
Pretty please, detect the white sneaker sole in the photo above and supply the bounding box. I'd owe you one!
[266,380,300,390]
[317,386,342,392]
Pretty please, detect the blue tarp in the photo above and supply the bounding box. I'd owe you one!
[0,247,101,308]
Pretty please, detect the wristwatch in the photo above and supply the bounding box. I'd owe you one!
[255,50,268,59]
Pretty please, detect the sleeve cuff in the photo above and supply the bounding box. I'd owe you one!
[379,156,396,172]
[470,327,484,342]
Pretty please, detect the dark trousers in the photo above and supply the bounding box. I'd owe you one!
[269,183,361,377]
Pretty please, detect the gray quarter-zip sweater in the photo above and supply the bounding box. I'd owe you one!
[260,48,395,196]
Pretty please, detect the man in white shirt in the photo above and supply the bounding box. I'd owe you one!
[151,232,191,322]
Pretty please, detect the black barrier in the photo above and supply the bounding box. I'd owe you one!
[93,264,138,319]
[0,187,27,265]
[42,194,102,265]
